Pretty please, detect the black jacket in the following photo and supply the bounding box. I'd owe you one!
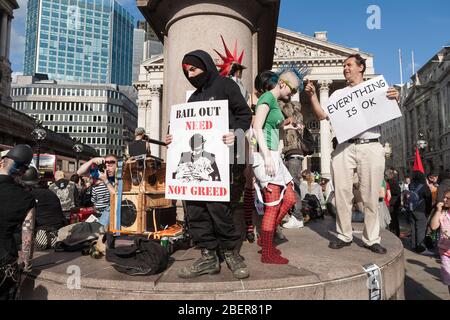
[0,175,36,264]
[409,172,432,215]
[184,50,252,132]
[30,188,67,230]
[387,178,402,208]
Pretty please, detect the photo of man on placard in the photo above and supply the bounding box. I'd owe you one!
[172,134,221,183]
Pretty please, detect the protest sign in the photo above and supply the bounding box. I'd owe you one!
[165,100,230,202]
[325,75,402,143]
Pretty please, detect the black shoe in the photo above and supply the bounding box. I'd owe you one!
[364,243,387,254]
[223,250,249,280]
[177,248,220,279]
[329,239,352,249]
[246,231,255,243]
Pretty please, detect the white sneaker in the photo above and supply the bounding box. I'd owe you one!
[283,216,304,229]
[420,249,437,257]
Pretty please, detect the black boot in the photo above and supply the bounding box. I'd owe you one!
[223,250,250,280]
[177,248,220,279]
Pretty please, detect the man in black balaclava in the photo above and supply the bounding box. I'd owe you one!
[167,50,252,280]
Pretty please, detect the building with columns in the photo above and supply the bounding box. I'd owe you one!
[134,55,164,156]
[134,27,376,174]
[0,0,17,109]
[383,46,450,175]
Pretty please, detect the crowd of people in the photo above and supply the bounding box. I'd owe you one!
[1,50,449,300]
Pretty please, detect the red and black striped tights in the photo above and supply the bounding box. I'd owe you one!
[259,183,296,264]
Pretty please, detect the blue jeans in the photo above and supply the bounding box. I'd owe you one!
[97,206,110,227]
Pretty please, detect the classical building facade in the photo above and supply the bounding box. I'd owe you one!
[386,46,450,175]
[11,75,138,156]
[134,27,376,173]
[0,0,17,109]
[380,85,408,176]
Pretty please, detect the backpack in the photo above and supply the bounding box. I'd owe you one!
[403,184,424,211]
[302,194,324,220]
[106,237,169,276]
[55,221,103,251]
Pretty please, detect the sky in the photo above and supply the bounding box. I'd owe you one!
[10,0,450,86]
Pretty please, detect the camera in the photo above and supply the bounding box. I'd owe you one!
[90,162,106,179]
[97,162,106,172]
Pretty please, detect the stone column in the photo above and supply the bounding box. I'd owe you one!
[163,7,253,141]
[138,0,280,159]
[319,80,333,178]
[6,15,11,59]
[137,100,148,130]
[0,12,8,58]
[149,85,161,157]
[302,156,308,172]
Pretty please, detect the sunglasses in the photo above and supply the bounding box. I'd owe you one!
[281,79,298,95]
[105,160,116,165]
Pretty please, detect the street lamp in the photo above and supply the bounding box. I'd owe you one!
[72,139,84,170]
[31,120,47,175]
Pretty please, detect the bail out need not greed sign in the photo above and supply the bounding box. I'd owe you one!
[165,100,230,202]
[325,75,402,143]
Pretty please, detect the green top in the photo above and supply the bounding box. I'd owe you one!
[255,92,285,151]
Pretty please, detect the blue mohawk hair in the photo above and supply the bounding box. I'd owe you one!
[277,62,310,92]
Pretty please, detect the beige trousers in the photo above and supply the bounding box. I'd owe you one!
[331,142,385,246]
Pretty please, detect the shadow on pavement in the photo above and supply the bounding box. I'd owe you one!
[405,274,443,300]
[406,258,442,280]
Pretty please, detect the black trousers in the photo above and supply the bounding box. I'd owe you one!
[388,196,401,237]
[186,200,241,251]
[0,263,19,300]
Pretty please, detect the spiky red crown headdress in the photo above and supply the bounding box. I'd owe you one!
[214,35,245,77]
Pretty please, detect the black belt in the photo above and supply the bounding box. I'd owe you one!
[346,138,380,145]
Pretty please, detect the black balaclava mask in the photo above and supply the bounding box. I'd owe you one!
[182,55,208,89]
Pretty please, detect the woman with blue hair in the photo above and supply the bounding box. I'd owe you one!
[252,68,306,264]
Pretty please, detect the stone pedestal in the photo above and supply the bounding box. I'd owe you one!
[137,0,280,158]
[21,217,405,300]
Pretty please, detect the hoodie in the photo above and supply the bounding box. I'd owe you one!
[183,50,252,132]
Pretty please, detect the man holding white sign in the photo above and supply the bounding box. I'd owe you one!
[166,50,252,280]
[305,54,400,254]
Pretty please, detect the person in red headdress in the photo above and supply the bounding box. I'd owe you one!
[215,36,256,243]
